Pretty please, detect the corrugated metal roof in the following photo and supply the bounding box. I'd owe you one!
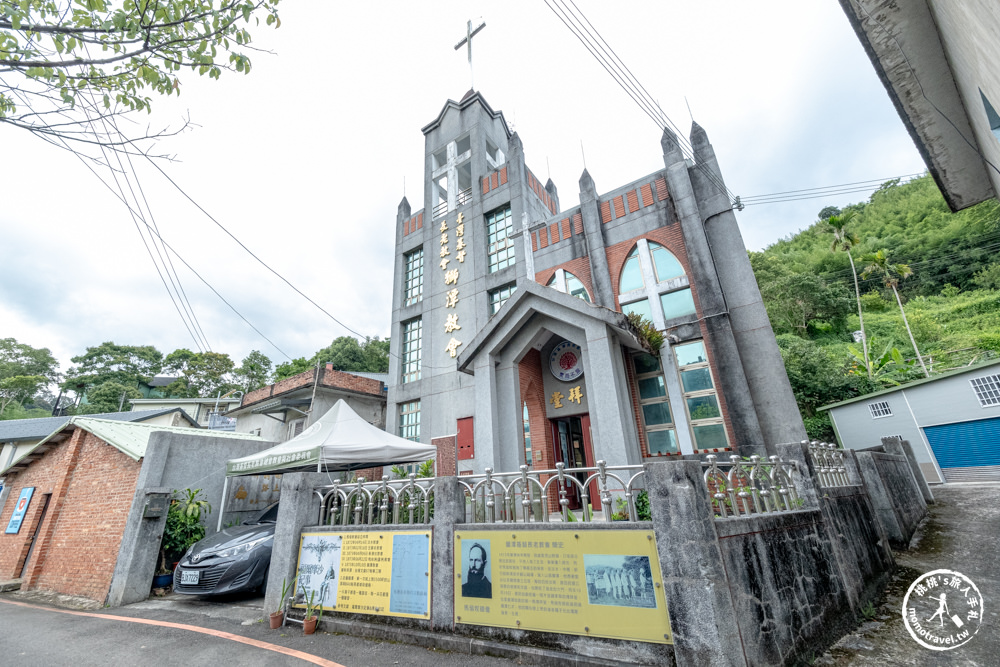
[0,408,197,442]
[2,417,263,475]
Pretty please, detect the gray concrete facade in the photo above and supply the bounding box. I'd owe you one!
[386,90,806,482]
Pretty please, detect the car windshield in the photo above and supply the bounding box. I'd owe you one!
[243,503,279,525]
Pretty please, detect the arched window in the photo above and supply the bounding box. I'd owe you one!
[618,240,694,328]
[546,269,591,302]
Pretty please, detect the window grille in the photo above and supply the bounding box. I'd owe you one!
[868,401,892,418]
[403,248,423,306]
[486,206,515,273]
[488,283,517,315]
[971,374,1000,407]
[401,318,422,383]
[399,400,421,442]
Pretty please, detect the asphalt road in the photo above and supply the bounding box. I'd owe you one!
[0,595,513,667]
[818,483,1000,666]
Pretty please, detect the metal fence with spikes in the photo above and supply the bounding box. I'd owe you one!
[316,474,435,526]
[806,440,851,488]
[459,460,647,523]
[702,454,802,519]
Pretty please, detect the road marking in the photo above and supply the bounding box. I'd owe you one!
[0,598,345,667]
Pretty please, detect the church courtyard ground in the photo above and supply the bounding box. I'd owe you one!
[1,483,996,666]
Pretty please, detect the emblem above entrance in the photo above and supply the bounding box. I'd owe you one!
[549,341,584,382]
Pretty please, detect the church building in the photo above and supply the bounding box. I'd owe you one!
[386,90,805,488]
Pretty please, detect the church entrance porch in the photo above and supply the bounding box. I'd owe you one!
[550,415,598,512]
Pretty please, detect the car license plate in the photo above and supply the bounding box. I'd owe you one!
[181,570,200,585]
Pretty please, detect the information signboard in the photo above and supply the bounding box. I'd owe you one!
[5,487,35,535]
[295,530,431,619]
[454,529,672,644]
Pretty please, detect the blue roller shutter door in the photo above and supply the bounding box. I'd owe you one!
[923,417,1000,482]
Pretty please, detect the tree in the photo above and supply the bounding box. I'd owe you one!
[74,380,143,413]
[234,350,272,392]
[1,0,282,152]
[828,212,870,378]
[63,341,162,394]
[817,205,841,220]
[274,356,310,381]
[311,336,366,371]
[860,249,930,377]
[162,348,236,397]
[360,336,390,373]
[0,374,47,415]
[0,337,60,383]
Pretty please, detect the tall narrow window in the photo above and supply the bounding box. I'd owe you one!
[522,402,533,465]
[674,341,728,450]
[486,206,515,272]
[546,269,591,302]
[401,318,422,383]
[489,283,517,315]
[633,352,678,456]
[403,248,424,306]
[618,240,694,328]
[399,400,421,442]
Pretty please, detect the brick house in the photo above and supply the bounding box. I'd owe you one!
[385,91,806,494]
[0,417,263,603]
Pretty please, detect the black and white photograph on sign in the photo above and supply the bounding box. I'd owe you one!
[583,554,656,608]
[460,539,492,599]
[296,534,343,609]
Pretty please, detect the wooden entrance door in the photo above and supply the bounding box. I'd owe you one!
[551,415,597,511]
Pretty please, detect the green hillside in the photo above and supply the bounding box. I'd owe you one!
[751,175,1000,440]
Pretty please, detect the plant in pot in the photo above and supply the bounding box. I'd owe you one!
[269,578,293,629]
[300,583,323,635]
[156,488,212,589]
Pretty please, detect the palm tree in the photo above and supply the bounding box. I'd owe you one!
[828,212,870,378]
[860,249,930,378]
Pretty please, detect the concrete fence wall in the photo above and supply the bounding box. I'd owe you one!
[264,438,927,667]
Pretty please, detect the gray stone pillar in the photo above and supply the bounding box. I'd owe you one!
[882,437,934,505]
[578,169,615,308]
[774,441,819,509]
[644,460,746,667]
[264,472,325,616]
[661,128,764,456]
[688,123,807,448]
[431,477,463,630]
[106,486,171,607]
[854,452,904,547]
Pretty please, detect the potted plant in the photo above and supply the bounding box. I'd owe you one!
[156,488,211,589]
[300,584,323,635]
[269,578,292,629]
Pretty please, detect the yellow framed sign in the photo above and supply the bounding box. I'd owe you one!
[295,530,431,619]
[454,529,672,644]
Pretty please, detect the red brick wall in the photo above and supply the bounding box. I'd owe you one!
[0,429,142,602]
[432,436,457,476]
[354,466,384,482]
[240,364,384,411]
[518,350,560,515]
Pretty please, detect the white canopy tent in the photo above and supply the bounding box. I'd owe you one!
[225,399,437,476]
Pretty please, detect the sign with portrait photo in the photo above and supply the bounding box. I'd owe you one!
[295,530,431,619]
[454,529,671,644]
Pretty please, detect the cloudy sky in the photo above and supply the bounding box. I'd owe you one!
[0,0,927,377]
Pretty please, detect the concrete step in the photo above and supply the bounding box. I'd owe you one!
[0,579,22,593]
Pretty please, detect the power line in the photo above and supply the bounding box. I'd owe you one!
[542,0,739,207]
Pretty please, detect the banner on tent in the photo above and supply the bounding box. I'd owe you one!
[295,530,432,619]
